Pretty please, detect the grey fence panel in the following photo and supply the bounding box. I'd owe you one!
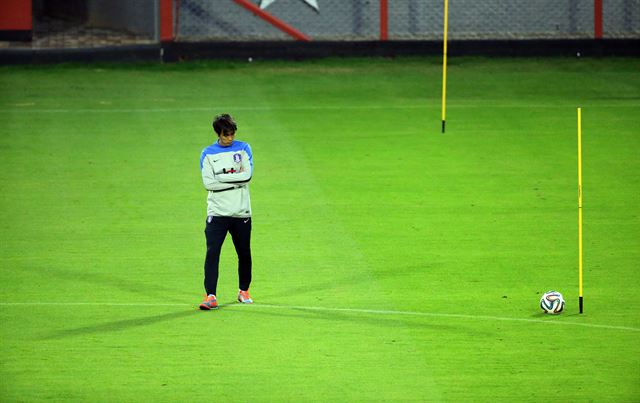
[604,0,640,37]
[446,0,593,39]
[176,0,640,41]
[22,0,640,49]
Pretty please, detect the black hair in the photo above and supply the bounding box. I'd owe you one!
[212,114,237,135]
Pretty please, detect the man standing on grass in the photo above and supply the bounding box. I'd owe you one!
[198,114,254,310]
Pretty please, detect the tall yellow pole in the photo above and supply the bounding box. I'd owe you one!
[441,0,449,133]
[578,107,584,314]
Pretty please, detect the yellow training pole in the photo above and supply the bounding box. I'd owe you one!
[578,107,584,314]
[441,0,449,133]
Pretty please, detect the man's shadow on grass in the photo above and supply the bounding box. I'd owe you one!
[43,303,483,341]
[45,265,193,303]
[222,303,492,336]
[42,309,197,340]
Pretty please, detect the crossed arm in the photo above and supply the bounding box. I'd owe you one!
[201,155,252,191]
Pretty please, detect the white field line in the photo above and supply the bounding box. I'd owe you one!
[0,103,637,114]
[1,301,638,333]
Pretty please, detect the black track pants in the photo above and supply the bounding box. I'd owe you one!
[204,216,252,296]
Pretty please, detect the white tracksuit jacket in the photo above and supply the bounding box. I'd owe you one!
[200,140,253,218]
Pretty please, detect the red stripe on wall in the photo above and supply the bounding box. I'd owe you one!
[380,0,388,41]
[0,0,32,30]
[594,0,603,39]
[160,0,174,42]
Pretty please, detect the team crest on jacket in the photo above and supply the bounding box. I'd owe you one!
[233,153,242,163]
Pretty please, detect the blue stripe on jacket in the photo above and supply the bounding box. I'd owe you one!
[200,141,253,170]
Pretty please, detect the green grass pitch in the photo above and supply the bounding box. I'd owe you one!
[1,56,639,401]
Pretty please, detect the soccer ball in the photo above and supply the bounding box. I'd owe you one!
[540,291,565,314]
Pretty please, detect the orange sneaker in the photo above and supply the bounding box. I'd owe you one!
[199,294,218,310]
[237,289,253,304]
